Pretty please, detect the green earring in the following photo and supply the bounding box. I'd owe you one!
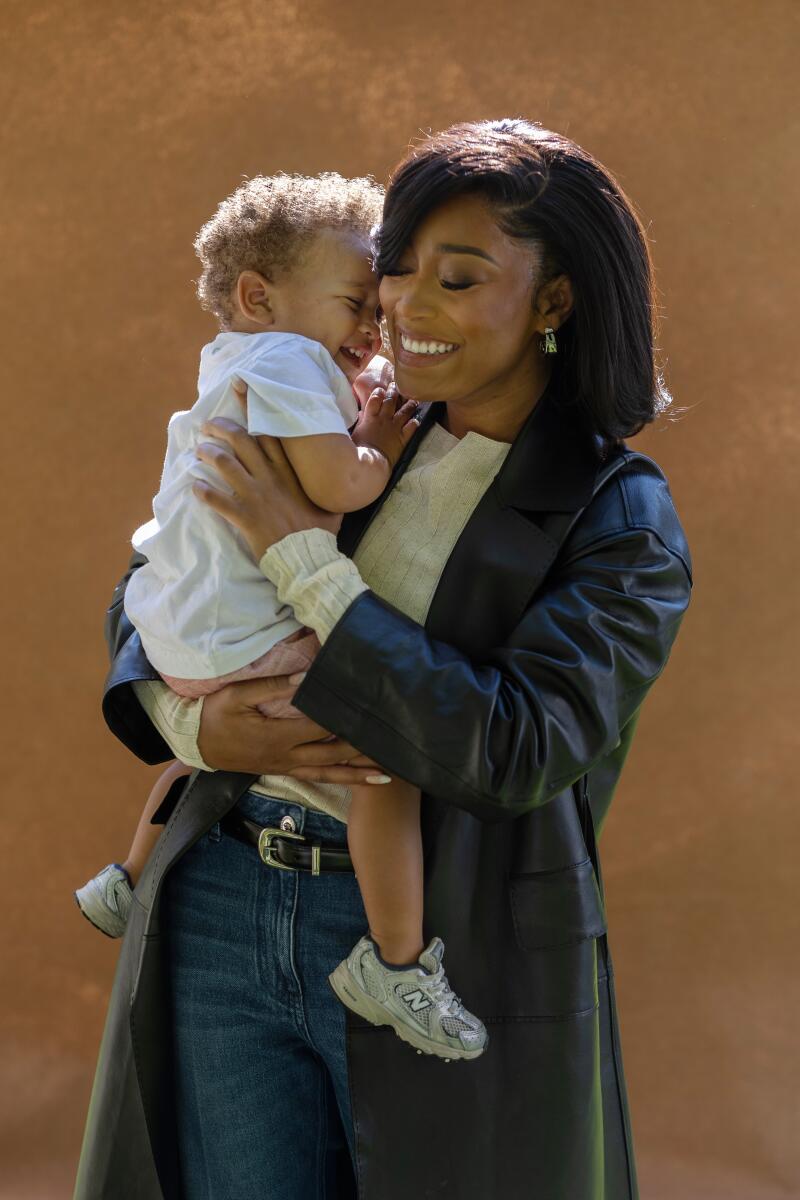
[540,327,557,355]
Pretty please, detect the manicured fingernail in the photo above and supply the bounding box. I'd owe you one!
[289,672,307,684]
[365,774,392,784]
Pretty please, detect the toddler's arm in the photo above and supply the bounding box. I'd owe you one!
[240,346,411,513]
[281,431,390,513]
[281,389,420,513]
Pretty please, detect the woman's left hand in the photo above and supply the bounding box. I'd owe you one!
[193,392,341,561]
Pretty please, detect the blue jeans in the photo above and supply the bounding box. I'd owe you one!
[163,792,368,1199]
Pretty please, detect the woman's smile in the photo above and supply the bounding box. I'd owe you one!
[395,327,460,367]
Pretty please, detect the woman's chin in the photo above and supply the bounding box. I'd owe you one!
[395,368,446,403]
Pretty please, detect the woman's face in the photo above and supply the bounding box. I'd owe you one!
[378,193,544,409]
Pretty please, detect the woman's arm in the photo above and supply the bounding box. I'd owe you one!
[191,516,690,819]
[286,521,691,821]
[131,680,210,769]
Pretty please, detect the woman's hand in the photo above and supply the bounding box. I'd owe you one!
[197,673,392,784]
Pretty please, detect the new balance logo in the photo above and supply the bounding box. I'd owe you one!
[402,989,432,1012]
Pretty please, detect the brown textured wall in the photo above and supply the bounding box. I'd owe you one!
[2,1,797,1196]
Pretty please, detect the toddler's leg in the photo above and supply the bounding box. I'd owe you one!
[347,779,424,966]
[122,761,194,884]
[75,760,193,939]
[329,780,489,1060]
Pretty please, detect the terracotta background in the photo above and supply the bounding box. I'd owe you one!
[2,1,797,1196]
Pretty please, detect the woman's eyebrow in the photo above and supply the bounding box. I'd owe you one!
[436,243,499,265]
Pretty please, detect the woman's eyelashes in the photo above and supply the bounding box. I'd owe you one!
[382,267,475,290]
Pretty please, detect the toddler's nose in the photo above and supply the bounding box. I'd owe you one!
[358,312,382,350]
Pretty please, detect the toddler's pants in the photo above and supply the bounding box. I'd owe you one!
[160,628,320,719]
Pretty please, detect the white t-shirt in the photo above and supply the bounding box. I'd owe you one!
[124,331,359,679]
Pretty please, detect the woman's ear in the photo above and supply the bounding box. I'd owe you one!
[534,274,574,331]
[235,270,276,326]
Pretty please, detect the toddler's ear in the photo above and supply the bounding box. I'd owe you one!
[352,354,394,408]
[235,270,276,326]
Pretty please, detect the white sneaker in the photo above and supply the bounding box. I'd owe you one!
[328,934,488,1061]
[74,864,133,938]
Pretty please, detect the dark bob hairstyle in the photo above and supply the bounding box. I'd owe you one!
[375,119,674,445]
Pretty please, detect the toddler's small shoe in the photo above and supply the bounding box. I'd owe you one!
[328,934,488,1061]
[74,864,133,938]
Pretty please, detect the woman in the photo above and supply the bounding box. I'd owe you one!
[76,119,692,1199]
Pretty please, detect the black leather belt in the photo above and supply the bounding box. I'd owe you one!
[220,811,354,876]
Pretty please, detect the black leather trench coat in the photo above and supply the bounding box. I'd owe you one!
[75,383,692,1200]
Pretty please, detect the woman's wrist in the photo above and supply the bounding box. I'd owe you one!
[260,527,340,574]
[260,528,369,643]
[132,680,212,771]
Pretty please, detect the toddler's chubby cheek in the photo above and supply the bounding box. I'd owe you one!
[352,354,394,408]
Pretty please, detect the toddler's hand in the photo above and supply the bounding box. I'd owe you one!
[352,355,394,409]
[351,386,420,470]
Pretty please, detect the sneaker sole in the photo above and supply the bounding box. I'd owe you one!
[328,963,486,1062]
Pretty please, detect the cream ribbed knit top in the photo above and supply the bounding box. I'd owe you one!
[134,418,510,823]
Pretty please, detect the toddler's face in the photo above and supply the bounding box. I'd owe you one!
[277,228,382,383]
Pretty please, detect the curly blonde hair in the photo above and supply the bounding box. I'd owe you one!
[194,172,385,328]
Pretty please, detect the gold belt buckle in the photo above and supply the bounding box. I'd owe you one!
[257,826,306,871]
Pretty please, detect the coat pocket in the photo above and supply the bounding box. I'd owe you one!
[509,859,607,951]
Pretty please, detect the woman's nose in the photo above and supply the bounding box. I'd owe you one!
[393,278,436,322]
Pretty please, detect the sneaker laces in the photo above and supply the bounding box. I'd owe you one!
[426,965,463,1015]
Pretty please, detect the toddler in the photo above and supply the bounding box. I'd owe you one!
[75,172,487,1062]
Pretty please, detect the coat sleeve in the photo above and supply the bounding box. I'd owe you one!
[102,552,175,765]
[292,523,693,822]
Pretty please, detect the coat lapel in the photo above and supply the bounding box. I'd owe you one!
[426,378,606,652]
